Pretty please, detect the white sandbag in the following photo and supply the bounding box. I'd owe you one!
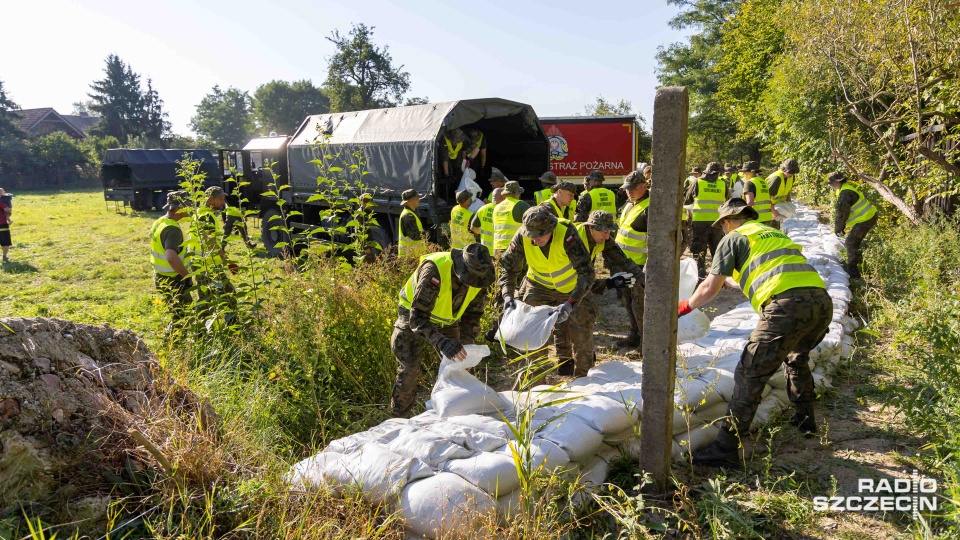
[564,375,607,388]
[571,457,609,506]
[675,369,725,410]
[596,383,643,410]
[286,450,346,489]
[442,449,520,496]
[421,421,509,453]
[603,426,638,445]
[497,301,560,351]
[326,419,408,454]
[673,407,706,433]
[750,395,785,429]
[439,414,516,441]
[497,489,522,519]
[691,400,729,424]
[556,395,640,435]
[679,309,711,342]
[674,424,720,454]
[306,444,434,504]
[431,345,512,418]
[383,426,476,467]
[587,361,644,384]
[511,387,578,409]
[535,413,605,462]
[774,202,797,221]
[678,258,699,301]
[618,437,683,461]
[767,368,787,390]
[703,367,736,402]
[400,472,497,539]
[506,438,571,472]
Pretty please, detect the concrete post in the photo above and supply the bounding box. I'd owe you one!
[639,86,689,490]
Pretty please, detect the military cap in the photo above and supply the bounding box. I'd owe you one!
[551,180,578,194]
[489,168,507,183]
[401,189,422,202]
[502,180,524,196]
[452,243,496,289]
[826,171,846,184]
[739,161,761,173]
[585,210,618,232]
[163,190,194,210]
[724,163,736,173]
[704,162,723,176]
[712,197,760,228]
[519,206,558,238]
[539,171,558,185]
[456,189,473,204]
[689,166,703,174]
[205,186,225,198]
[585,170,605,182]
[620,169,648,190]
[780,158,800,174]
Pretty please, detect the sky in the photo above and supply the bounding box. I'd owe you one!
[2,0,692,136]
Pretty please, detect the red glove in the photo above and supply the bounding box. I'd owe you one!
[228,263,239,274]
[678,299,692,317]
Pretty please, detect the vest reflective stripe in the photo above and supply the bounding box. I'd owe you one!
[449,206,475,249]
[534,188,552,205]
[732,221,825,312]
[444,137,463,160]
[523,221,578,293]
[616,199,649,265]
[475,203,496,255]
[398,252,481,327]
[585,187,617,216]
[149,217,191,277]
[398,208,425,254]
[548,198,573,221]
[493,198,521,250]
[691,178,726,221]
[838,184,877,227]
[747,176,774,222]
[769,170,794,205]
[575,222,603,262]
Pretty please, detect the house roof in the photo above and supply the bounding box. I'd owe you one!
[16,107,88,138]
[63,114,100,134]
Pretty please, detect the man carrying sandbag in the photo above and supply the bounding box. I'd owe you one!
[678,198,831,468]
[498,206,594,375]
[827,171,878,280]
[573,210,641,375]
[390,244,496,417]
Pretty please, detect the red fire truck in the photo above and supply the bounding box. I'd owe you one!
[539,115,639,186]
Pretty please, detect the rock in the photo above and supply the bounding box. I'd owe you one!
[40,374,61,391]
[0,359,20,374]
[0,398,20,421]
[52,408,65,423]
[32,357,52,373]
[0,430,55,506]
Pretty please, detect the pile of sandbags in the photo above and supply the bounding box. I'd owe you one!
[287,204,857,539]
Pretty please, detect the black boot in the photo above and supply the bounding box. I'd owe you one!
[616,333,642,348]
[691,440,743,469]
[484,327,499,343]
[790,412,818,437]
[557,359,574,376]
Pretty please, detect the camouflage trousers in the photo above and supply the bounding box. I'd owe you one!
[845,214,877,279]
[571,291,600,377]
[691,221,724,281]
[621,282,645,343]
[155,275,193,329]
[680,215,693,256]
[518,279,590,373]
[390,323,460,416]
[717,287,832,448]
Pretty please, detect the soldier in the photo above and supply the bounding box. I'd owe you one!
[391,244,496,416]
[742,161,774,225]
[769,158,799,227]
[398,189,426,257]
[827,171,878,279]
[534,171,558,205]
[498,206,595,375]
[471,188,504,255]
[0,188,11,263]
[539,180,578,221]
[449,190,477,249]
[196,187,238,303]
[492,181,530,254]
[615,171,651,349]
[441,128,469,180]
[463,128,487,174]
[575,170,617,222]
[149,191,195,328]
[486,167,508,203]
[686,162,730,281]
[573,210,642,375]
[685,166,703,192]
[642,164,652,181]
[724,163,744,199]
[679,198,831,468]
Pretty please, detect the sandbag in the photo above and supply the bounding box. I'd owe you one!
[674,424,720,455]
[296,444,434,504]
[678,258,699,301]
[571,457,609,506]
[497,301,561,351]
[505,438,571,473]
[587,361,643,384]
[420,421,509,453]
[675,369,725,410]
[497,489,522,520]
[555,395,639,435]
[400,472,497,539]
[441,449,520,496]
[535,413,605,462]
[678,309,711,342]
[774,202,797,221]
[383,426,476,467]
[437,414,517,441]
[431,345,512,418]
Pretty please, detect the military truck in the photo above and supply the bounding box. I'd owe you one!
[231,98,550,256]
[101,149,222,211]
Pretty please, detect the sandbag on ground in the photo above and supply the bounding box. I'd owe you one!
[587,361,644,383]
[382,426,476,467]
[555,394,640,435]
[441,447,521,496]
[431,345,511,418]
[400,472,497,539]
[535,413,605,462]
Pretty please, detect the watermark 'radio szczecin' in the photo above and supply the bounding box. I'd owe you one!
[813,471,938,520]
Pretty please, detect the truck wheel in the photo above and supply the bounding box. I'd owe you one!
[131,191,148,211]
[261,208,291,257]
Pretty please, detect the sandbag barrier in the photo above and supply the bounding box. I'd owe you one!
[287,205,856,539]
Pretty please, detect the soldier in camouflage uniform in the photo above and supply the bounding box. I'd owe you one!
[538,180,578,221]
[390,243,495,416]
[498,206,595,375]
[679,199,832,468]
[573,210,643,375]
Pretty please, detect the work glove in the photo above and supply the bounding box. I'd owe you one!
[678,299,692,317]
[228,262,239,274]
[555,300,575,324]
[606,272,636,290]
[438,337,467,361]
[503,294,517,311]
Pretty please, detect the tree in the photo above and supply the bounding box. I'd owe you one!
[88,55,146,143]
[581,95,634,116]
[141,78,171,145]
[253,80,329,135]
[0,79,28,181]
[71,100,93,116]
[28,132,91,186]
[190,85,253,148]
[325,23,412,111]
[404,96,429,106]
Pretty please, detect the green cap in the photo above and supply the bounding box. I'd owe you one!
[452,243,496,288]
[489,168,507,184]
[163,190,194,210]
[539,171,558,185]
[585,210,617,232]
[519,206,558,238]
[205,186,225,198]
[401,189,422,202]
[712,197,760,228]
[551,180,578,194]
[502,180,524,196]
[826,171,846,183]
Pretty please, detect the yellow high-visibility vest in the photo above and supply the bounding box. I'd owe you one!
[449,205,475,249]
[493,198,522,251]
[398,252,481,327]
[837,183,877,227]
[149,217,192,277]
[398,208,425,255]
[769,170,794,205]
[616,198,650,265]
[444,136,463,160]
[475,202,496,255]
[691,178,726,222]
[523,221,578,293]
[575,222,603,262]
[534,188,552,205]
[732,221,825,312]
[746,176,774,222]
[584,187,617,217]
[547,197,574,221]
